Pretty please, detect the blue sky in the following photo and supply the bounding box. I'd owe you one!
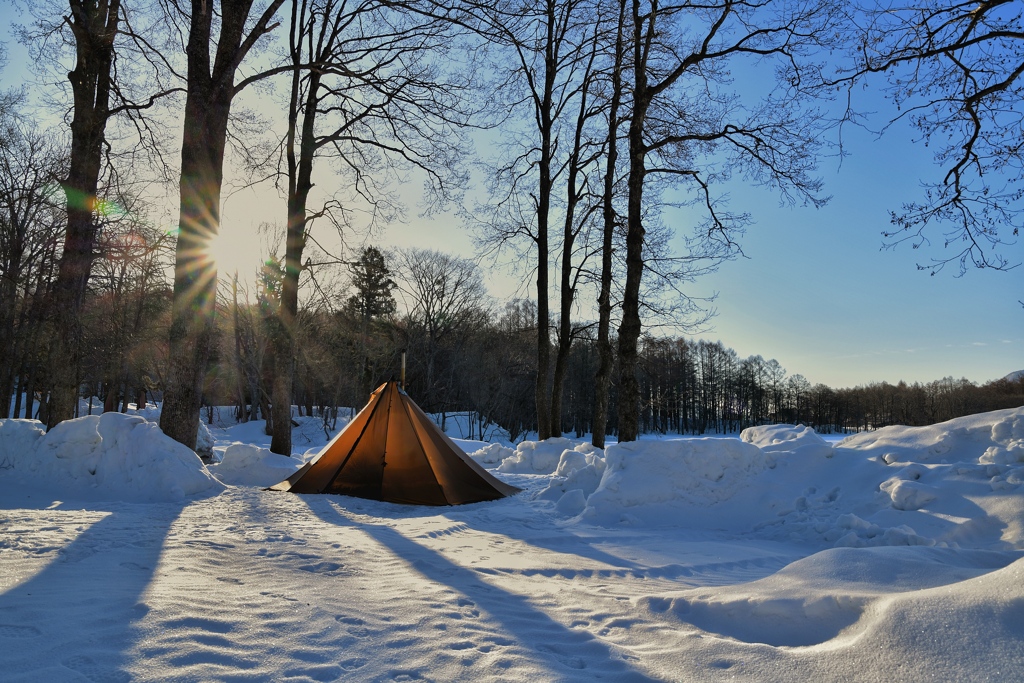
[1,4,1019,390]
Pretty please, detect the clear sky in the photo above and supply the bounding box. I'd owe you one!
[1,5,1020,390]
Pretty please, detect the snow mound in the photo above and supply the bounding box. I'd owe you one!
[741,423,832,459]
[0,419,46,470]
[842,555,1024,677]
[0,413,223,501]
[497,437,581,474]
[837,406,1024,465]
[195,419,214,459]
[504,409,1024,550]
[467,442,515,466]
[210,443,303,487]
[830,513,936,547]
[536,446,607,509]
[880,476,938,511]
[583,438,766,525]
[640,546,1020,647]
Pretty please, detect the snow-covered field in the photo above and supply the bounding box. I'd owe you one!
[2,406,1023,681]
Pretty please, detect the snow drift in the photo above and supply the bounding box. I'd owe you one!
[505,410,1024,552]
[0,413,223,501]
[209,443,303,487]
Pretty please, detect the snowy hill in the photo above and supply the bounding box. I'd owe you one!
[1,407,1023,681]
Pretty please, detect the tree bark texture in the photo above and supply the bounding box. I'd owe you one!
[615,0,651,443]
[161,0,280,448]
[47,0,121,428]
[533,1,558,441]
[591,0,626,449]
[269,50,318,455]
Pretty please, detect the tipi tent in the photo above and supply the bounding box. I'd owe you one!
[270,381,520,505]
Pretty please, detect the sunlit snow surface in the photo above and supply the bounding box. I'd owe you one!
[1,407,1023,681]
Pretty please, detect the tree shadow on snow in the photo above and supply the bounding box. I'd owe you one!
[0,498,197,682]
[299,495,659,682]
[288,489,651,574]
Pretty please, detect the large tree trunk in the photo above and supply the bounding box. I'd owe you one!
[269,57,319,455]
[160,1,243,448]
[160,99,230,446]
[47,0,121,428]
[591,0,625,449]
[548,167,579,440]
[616,1,651,443]
[533,3,558,441]
[534,154,552,440]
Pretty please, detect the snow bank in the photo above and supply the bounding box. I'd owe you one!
[741,423,833,459]
[541,411,1024,551]
[639,546,1021,648]
[467,442,515,466]
[209,443,303,487]
[497,437,583,474]
[583,438,766,525]
[838,406,1024,465]
[0,413,223,502]
[536,446,607,515]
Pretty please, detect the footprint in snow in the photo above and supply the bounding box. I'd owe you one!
[298,561,343,574]
[334,616,364,625]
[119,562,150,571]
[339,657,367,671]
[182,540,235,550]
[388,670,431,681]
[0,624,41,638]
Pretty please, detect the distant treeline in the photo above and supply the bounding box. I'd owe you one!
[213,289,1024,440]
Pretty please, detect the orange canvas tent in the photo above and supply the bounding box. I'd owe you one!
[270,381,520,505]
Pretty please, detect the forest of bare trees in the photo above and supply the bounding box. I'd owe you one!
[0,0,1021,451]
[1,190,1019,441]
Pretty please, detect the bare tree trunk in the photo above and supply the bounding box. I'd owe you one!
[47,0,122,428]
[0,243,20,418]
[531,1,561,441]
[103,381,118,413]
[160,0,284,449]
[22,365,34,420]
[591,0,625,450]
[270,34,319,455]
[550,33,598,437]
[232,275,248,423]
[534,176,552,439]
[0,273,27,419]
[616,0,652,443]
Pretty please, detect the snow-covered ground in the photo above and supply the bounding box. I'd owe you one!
[2,406,1023,681]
